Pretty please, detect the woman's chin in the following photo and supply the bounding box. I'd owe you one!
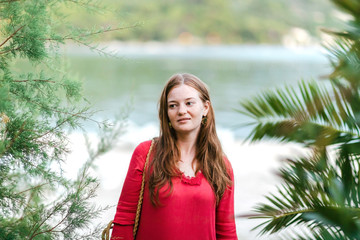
[174,126,201,136]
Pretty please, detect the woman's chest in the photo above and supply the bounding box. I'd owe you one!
[153,172,216,207]
[139,174,217,240]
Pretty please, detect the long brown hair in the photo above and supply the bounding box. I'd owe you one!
[148,73,232,206]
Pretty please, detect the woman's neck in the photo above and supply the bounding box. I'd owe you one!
[176,137,198,177]
[177,138,196,156]
[176,132,198,168]
[176,131,198,153]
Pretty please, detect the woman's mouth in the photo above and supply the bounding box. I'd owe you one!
[177,118,191,123]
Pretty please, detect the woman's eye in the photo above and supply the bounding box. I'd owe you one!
[186,102,194,106]
[169,104,176,108]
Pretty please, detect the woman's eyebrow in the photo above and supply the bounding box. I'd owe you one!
[168,97,196,103]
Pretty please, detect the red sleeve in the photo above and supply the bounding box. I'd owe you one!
[216,157,238,239]
[110,140,152,240]
[110,223,132,240]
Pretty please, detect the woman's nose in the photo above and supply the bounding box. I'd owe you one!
[178,103,187,114]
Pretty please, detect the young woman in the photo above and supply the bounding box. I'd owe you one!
[111,73,237,240]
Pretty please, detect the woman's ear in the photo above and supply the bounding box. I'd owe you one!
[203,100,210,116]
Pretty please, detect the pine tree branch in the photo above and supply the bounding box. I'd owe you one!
[0,0,22,4]
[41,25,140,41]
[35,111,85,140]
[12,79,56,83]
[29,210,71,239]
[18,184,46,223]
[0,44,24,55]
[64,0,105,9]
[15,183,48,196]
[72,38,111,56]
[0,25,24,48]
[67,25,139,39]
[0,121,26,158]
[10,90,102,127]
[4,25,137,44]
[28,197,72,240]
[28,164,94,239]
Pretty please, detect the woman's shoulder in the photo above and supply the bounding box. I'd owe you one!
[133,138,157,157]
[134,139,153,152]
[129,139,155,169]
[222,155,234,175]
[222,155,232,167]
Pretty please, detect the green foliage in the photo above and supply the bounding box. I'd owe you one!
[238,80,357,145]
[238,0,360,238]
[0,0,125,239]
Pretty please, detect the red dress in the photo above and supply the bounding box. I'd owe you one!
[111,140,238,240]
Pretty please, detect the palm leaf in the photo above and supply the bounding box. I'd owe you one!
[238,80,359,144]
[240,1,360,239]
[330,0,360,22]
[246,147,360,237]
[275,226,351,240]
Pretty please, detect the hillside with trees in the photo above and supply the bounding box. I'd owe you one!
[61,0,342,44]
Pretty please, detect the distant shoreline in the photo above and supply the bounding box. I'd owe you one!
[62,41,327,62]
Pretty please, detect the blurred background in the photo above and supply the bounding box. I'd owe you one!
[57,0,343,239]
[62,0,342,44]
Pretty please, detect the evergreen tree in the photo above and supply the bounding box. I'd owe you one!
[239,0,360,239]
[0,0,125,239]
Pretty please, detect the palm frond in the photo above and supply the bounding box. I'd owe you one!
[239,80,359,144]
[240,1,360,239]
[245,120,356,146]
[330,0,360,22]
[326,41,360,87]
[245,147,360,236]
[275,226,351,240]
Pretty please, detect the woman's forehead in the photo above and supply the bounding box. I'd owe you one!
[167,85,201,101]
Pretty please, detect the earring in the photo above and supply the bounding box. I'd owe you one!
[169,122,172,128]
[201,115,207,126]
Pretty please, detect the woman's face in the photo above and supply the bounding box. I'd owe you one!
[167,84,209,137]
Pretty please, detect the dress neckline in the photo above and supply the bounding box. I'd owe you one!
[180,170,202,186]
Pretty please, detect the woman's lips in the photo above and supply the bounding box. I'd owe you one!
[177,118,191,123]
